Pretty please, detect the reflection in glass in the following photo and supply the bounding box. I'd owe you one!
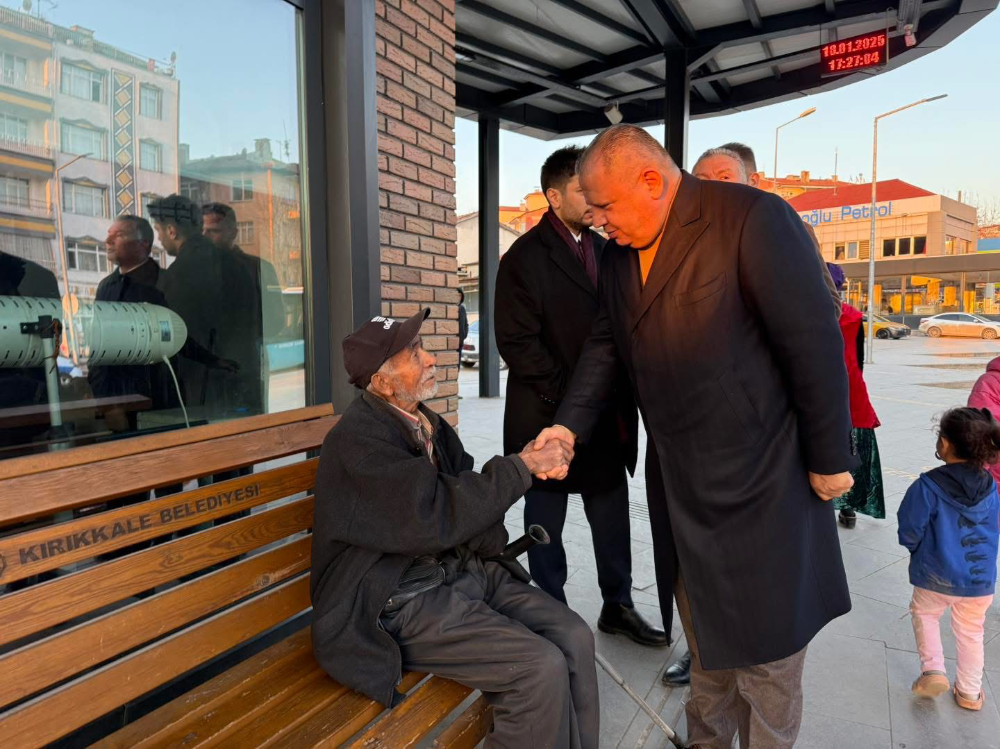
[0,0,308,461]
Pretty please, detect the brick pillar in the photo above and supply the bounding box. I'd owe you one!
[375,0,459,425]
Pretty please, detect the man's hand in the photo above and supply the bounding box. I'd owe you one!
[809,472,854,502]
[520,438,574,481]
[533,424,576,451]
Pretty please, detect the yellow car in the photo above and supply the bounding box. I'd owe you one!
[862,314,911,340]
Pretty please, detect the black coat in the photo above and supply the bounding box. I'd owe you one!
[556,173,857,669]
[496,217,637,494]
[89,260,175,408]
[310,392,531,706]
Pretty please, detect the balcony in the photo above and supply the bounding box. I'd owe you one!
[0,195,53,220]
[0,70,51,98]
[0,7,54,39]
[0,136,53,161]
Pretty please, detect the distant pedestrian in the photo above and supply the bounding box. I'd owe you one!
[826,262,885,529]
[898,407,1000,711]
[967,356,1000,485]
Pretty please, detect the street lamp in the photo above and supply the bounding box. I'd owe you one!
[52,151,92,364]
[865,94,947,364]
[773,107,816,190]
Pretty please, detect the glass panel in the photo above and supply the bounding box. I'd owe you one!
[847,241,858,260]
[882,238,895,257]
[1,0,310,467]
[898,237,911,256]
[914,236,927,255]
[834,243,845,260]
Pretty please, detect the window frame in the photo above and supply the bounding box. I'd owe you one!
[237,220,255,245]
[139,83,162,119]
[62,179,108,218]
[65,239,108,274]
[231,177,254,202]
[140,139,162,173]
[60,121,106,160]
[60,62,106,103]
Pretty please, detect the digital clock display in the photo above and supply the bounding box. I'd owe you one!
[820,30,887,76]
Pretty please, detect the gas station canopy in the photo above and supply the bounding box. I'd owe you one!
[455,0,997,140]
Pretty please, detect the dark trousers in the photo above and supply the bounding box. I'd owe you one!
[380,550,599,749]
[676,575,806,749]
[523,480,632,607]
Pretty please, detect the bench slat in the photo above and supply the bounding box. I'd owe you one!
[0,416,335,525]
[92,629,316,749]
[0,459,317,584]
[0,404,334,481]
[346,677,474,749]
[0,497,314,648]
[0,575,311,748]
[433,696,493,749]
[0,536,311,710]
[269,672,426,749]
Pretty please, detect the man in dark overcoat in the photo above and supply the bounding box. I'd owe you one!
[534,125,858,749]
[495,146,665,647]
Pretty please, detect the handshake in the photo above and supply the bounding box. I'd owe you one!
[517,425,577,481]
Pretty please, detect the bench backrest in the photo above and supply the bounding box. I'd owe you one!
[0,405,337,747]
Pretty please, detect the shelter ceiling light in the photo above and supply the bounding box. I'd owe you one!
[604,101,622,125]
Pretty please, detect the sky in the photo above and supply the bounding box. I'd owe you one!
[11,0,304,162]
[454,9,1000,216]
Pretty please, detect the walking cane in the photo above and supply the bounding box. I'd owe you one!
[502,526,687,748]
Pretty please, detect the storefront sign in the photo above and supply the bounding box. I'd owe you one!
[799,201,893,227]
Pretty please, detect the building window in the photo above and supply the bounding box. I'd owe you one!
[847,241,859,260]
[231,178,253,202]
[897,237,911,256]
[835,243,845,261]
[60,62,105,102]
[140,140,162,172]
[237,221,255,245]
[914,236,927,255]
[63,180,107,217]
[60,122,105,159]
[882,239,896,257]
[0,232,53,272]
[140,192,161,220]
[0,51,27,87]
[0,112,27,142]
[66,241,108,273]
[140,84,162,118]
[0,176,28,208]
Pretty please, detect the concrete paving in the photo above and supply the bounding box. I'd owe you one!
[455,334,1000,748]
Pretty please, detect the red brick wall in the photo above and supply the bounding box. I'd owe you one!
[375,0,459,425]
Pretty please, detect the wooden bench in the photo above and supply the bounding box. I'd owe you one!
[0,405,492,748]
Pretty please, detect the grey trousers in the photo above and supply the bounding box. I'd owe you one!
[676,576,807,749]
[380,550,599,749]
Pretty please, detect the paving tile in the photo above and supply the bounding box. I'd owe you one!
[803,631,891,730]
[886,647,1000,749]
[826,593,909,640]
[796,710,892,749]
[850,557,915,610]
[846,523,908,558]
[875,607,1000,659]
[841,542,906,583]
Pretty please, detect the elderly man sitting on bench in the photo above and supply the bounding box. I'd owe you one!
[310,309,599,748]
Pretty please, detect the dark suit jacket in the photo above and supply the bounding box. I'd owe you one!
[556,173,857,669]
[496,215,637,494]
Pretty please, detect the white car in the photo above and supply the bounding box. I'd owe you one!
[460,321,508,369]
[919,313,1000,339]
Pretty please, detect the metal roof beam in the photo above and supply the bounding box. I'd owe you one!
[741,0,782,79]
[546,0,652,45]
[618,0,689,48]
[456,33,565,77]
[698,0,912,50]
[565,47,666,85]
[457,57,612,108]
[460,0,603,61]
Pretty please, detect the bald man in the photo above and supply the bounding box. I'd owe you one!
[535,125,858,749]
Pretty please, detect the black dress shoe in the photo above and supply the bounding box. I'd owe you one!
[661,650,692,686]
[597,603,669,647]
[838,509,857,529]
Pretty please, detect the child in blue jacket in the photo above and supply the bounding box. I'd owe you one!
[898,407,1000,711]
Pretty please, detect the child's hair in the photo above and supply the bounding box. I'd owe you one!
[938,407,1000,466]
